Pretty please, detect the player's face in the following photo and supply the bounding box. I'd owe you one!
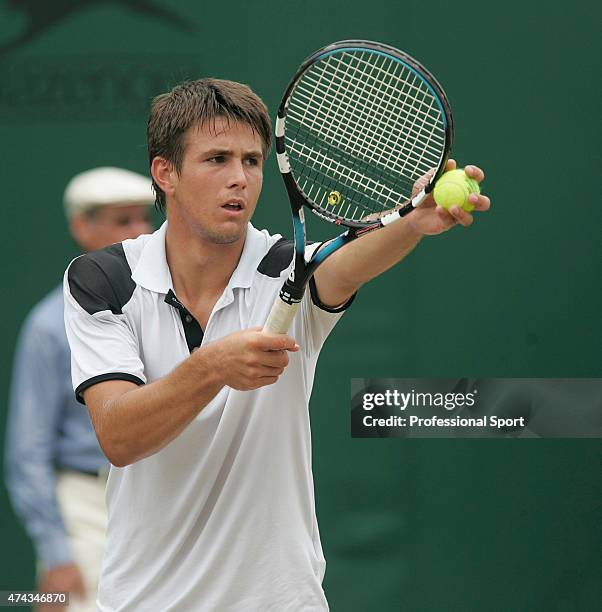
[73,204,153,252]
[170,117,264,245]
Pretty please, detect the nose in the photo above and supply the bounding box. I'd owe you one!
[227,159,248,189]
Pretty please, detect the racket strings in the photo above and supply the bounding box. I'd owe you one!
[291,69,437,178]
[320,52,445,169]
[285,49,447,223]
[287,112,410,216]
[297,52,442,193]
[291,140,405,215]
[320,54,444,160]
[290,78,440,177]
[318,54,436,212]
[288,86,439,179]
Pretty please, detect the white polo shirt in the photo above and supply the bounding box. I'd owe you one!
[63,222,352,612]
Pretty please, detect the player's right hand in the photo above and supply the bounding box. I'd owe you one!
[37,563,86,611]
[205,328,299,391]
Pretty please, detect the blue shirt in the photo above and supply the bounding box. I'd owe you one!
[4,284,108,569]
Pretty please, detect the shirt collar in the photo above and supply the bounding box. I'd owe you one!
[131,221,172,294]
[131,221,269,295]
[227,224,270,291]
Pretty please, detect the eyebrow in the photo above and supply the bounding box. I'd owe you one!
[202,148,264,158]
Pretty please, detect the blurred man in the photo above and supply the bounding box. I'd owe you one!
[5,167,154,612]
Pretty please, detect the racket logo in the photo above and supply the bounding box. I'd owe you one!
[327,191,342,206]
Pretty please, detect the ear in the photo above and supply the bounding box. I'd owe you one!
[151,157,176,198]
[69,214,94,251]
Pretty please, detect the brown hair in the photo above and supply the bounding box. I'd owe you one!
[147,78,272,211]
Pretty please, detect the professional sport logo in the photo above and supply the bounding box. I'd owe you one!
[350,378,602,438]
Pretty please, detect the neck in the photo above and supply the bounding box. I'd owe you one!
[164,214,247,306]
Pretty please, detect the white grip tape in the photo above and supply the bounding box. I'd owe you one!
[275,115,285,138]
[381,190,428,226]
[263,298,301,334]
[411,191,427,207]
[277,152,291,174]
[380,210,402,226]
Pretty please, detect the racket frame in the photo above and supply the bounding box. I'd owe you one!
[264,40,454,332]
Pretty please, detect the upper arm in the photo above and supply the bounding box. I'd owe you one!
[312,244,359,309]
[313,264,357,310]
[290,244,356,354]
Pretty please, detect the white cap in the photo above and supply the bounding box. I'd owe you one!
[64,167,155,219]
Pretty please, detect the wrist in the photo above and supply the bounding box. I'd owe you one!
[191,342,226,388]
[404,215,427,240]
[37,531,73,571]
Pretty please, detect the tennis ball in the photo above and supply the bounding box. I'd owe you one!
[433,169,480,212]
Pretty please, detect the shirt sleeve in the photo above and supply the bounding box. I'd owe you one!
[63,255,146,404]
[4,314,74,569]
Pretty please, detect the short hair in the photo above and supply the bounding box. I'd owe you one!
[147,78,272,212]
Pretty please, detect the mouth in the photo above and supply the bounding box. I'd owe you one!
[221,199,245,212]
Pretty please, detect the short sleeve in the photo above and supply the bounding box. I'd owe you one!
[63,251,146,404]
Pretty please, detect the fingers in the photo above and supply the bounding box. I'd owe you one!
[439,197,490,227]
[445,162,490,225]
[448,206,473,227]
[412,160,457,199]
[464,163,489,214]
[74,576,87,598]
[411,167,436,197]
[464,164,485,183]
[259,348,290,370]
[436,205,473,228]
[255,331,299,352]
[468,192,491,212]
[212,329,300,391]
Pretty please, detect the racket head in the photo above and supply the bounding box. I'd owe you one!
[276,40,454,229]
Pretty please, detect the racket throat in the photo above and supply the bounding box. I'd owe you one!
[379,191,428,226]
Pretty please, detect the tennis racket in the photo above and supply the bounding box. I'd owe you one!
[263,40,454,334]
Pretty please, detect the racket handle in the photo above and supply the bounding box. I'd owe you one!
[263,298,301,334]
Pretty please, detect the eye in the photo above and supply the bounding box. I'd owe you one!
[208,155,226,163]
[244,156,260,166]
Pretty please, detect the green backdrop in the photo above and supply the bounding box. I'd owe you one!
[1,1,600,610]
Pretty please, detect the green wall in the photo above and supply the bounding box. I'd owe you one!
[1,1,600,610]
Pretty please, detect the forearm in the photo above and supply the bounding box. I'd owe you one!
[84,328,297,467]
[88,344,224,467]
[315,217,423,305]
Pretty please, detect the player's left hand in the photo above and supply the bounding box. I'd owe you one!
[406,159,490,236]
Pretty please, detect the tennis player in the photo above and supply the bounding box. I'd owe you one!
[63,79,489,611]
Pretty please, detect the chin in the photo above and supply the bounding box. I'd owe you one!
[197,224,247,245]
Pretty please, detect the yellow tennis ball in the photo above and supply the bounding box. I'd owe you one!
[433,169,480,212]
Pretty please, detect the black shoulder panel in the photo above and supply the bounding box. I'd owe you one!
[257,238,294,278]
[68,243,135,315]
